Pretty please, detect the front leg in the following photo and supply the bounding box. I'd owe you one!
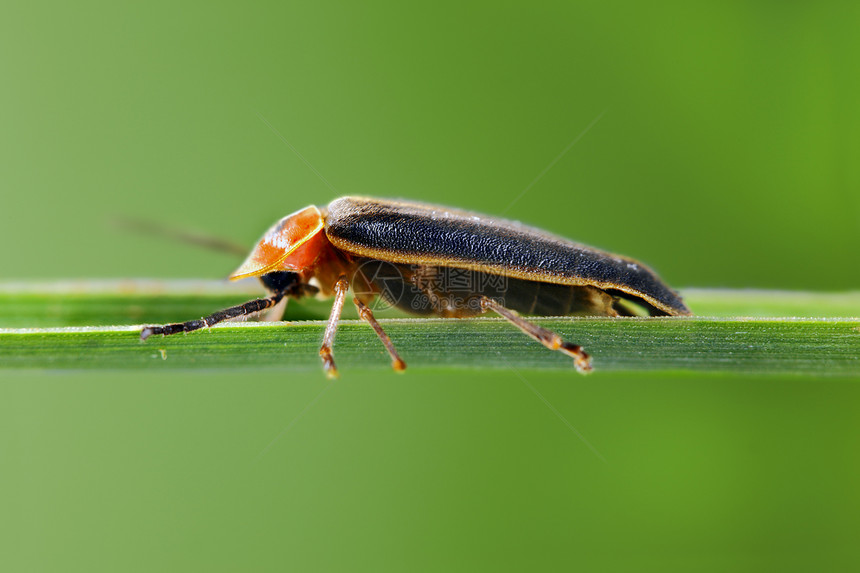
[319,276,350,378]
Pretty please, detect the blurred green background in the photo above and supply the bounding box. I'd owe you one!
[2,1,859,571]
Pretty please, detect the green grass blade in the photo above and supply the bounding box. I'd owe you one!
[0,281,858,375]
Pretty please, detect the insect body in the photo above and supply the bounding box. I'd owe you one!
[141,197,691,376]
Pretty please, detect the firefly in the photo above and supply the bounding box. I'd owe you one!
[141,197,691,376]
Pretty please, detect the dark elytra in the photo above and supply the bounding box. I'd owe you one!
[325,197,691,317]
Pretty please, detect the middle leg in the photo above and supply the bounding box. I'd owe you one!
[354,297,406,372]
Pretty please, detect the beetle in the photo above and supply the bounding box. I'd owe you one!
[141,196,691,376]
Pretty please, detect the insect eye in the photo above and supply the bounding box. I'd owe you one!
[260,271,301,293]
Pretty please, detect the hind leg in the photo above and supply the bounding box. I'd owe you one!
[480,296,592,373]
